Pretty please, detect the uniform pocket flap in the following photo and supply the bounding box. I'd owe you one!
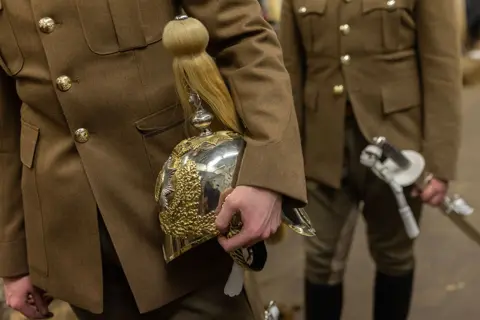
[135,104,184,137]
[20,121,39,169]
[363,0,389,13]
[294,0,327,15]
[0,7,25,76]
[381,81,421,114]
[75,0,171,54]
[363,0,413,13]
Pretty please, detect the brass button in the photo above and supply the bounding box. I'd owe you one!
[38,17,55,34]
[333,85,344,95]
[339,24,351,35]
[340,55,351,65]
[386,0,396,8]
[74,128,90,143]
[56,75,72,92]
[298,6,307,14]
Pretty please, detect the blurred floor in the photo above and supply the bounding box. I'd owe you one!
[256,84,480,320]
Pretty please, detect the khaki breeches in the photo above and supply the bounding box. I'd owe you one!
[71,267,258,320]
[71,216,263,320]
[305,117,423,285]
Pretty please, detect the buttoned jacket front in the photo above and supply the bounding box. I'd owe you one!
[280,0,462,188]
[0,0,307,313]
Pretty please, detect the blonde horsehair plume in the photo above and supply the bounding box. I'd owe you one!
[163,15,287,245]
[162,16,243,134]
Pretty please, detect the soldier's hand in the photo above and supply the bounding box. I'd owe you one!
[215,186,282,252]
[3,275,53,319]
[412,178,448,207]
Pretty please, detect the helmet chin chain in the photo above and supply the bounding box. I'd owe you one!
[360,137,474,240]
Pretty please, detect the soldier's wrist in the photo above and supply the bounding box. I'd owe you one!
[2,272,29,281]
[424,173,449,185]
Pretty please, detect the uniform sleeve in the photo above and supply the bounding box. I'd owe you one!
[181,0,307,207]
[0,69,28,278]
[279,0,306,139]
[417,0,463,181]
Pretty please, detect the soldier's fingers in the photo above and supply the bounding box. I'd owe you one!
[218,230,258,252]
[264,215,281,240]
[22,308,44,319]
[429,194,444,207]
[215,196,238,234]
[9,301,44,320]
[31,289,53,318]
[420,186,435,202]
[215,187,234,214]
[273,209,282,227]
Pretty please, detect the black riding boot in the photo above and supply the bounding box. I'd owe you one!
[373,270,414,320]
[305,280,343,320]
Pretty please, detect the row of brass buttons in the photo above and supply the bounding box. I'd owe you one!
[337,0,353,96]
[296,0,397,96]
[39,17,89,143]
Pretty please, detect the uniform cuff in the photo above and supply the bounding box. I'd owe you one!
[0,238,29,278]
[423,145,458,182]
[236,139,307,208]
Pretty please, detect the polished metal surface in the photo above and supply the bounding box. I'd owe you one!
[56,75,72,92]
[156,89,315,269]
[74,128,89,143]
[372,136,479,248]
[38,17,55,33]
[333,84,345,96]
[157,133,244,232]
[339,24,351,35]
[282,207,316,237]
[156,91,252,268]
[341,54,351,65]
[264,301,280,320]
[373,136,411,169]
[444,195,474,216]
[189,92,214,136]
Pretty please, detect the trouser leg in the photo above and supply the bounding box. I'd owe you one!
[72,215,255,320]
[362,169,423,320]
[72,265,255,320]
[304,116,367,320]
[303,181,359,320]
[335,113,424,320]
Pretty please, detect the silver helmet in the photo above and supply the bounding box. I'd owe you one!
[155,91,315,270]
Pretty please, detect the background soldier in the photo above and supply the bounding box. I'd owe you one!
[279,0,462,319]
[462,0,480,86]
[0,1,306,319]
[466,0,480,47]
